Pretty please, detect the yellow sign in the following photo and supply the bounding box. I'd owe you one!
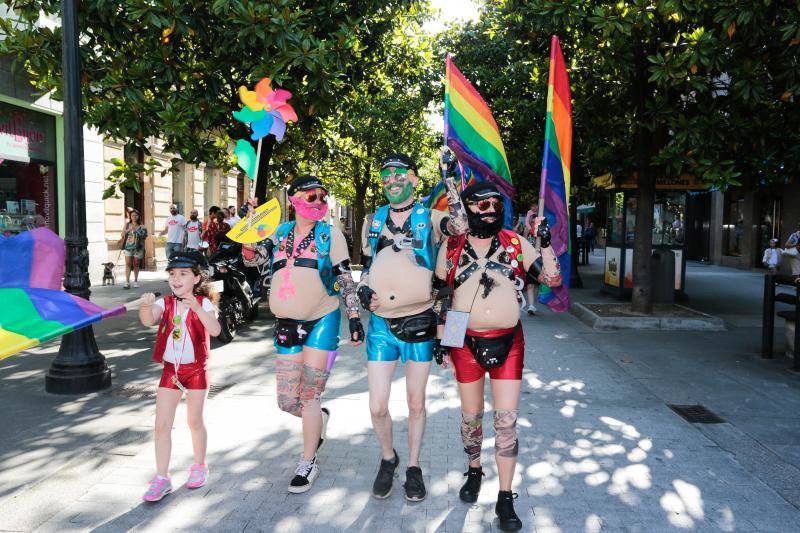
[593,172,709,191]
[226,198,281,244]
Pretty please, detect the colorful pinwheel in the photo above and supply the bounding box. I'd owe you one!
[233,77,298,142]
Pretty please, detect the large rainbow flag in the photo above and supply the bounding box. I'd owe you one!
[0,229,125,360]
[538,36,572,312]
[437,55,514,226]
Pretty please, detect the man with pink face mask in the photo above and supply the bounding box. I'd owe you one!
[243,175,364,494]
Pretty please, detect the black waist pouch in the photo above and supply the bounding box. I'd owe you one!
[274,317,320,348]
[387,309,437,343]
[466,325,519,369]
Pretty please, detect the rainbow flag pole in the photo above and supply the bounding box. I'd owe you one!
[537,36,572,312]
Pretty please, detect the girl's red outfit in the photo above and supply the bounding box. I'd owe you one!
[449,324,524,383]
[153,295,210,390]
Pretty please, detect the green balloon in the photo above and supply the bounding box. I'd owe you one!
[233,106,266,124]
[234,139,257,179]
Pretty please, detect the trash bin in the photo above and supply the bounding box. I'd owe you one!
[651,249,675,304]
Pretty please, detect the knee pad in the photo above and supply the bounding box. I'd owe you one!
[494,409,519,458]
[461,411,484,462]
[299,364,330,405]
[275,358,303,415]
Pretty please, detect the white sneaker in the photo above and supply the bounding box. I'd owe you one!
[318,407,330,453]
[526,304,537,316]
[288,456,319,493]
[123,283,130,289]
[133,282,140,288]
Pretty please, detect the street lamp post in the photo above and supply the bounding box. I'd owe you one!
[45,0,111,394]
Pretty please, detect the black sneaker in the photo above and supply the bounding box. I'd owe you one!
[459,467,484,503]
[317,407,330,453]
[495,490,522,531]
[372,450,399,499]
[403,466,426,502]
[288,456,319,494]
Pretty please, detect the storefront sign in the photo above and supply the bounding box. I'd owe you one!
[0,102,56,164]
[619,173,709,190]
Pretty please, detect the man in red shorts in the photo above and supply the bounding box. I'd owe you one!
[432,182,562,532]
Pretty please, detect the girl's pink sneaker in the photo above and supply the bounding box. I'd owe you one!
[142,476,172,502]
[186,463,209,489]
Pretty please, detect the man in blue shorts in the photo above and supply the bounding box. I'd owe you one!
[357,152,467,500]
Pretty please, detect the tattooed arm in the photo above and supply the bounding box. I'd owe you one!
[242,238,274,268]
[330,226,365,343]
[521,227,562,288]
[443,175,469,236]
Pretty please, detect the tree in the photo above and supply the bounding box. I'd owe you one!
[444,0,800,313]
[300,9,440,261]
[0,0,421,195]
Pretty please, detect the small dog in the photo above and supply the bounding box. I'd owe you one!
[102,262,116,285]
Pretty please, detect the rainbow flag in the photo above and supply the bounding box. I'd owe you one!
[538,36,572,312]
[0,228,125,360]
[444,55,514,201]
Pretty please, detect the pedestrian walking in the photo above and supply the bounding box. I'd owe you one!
[185,210,202,251]
[356,152,468,501]
[120,209,147,289]
[433,182,563,532]
[138,250,221,502]
[202,210,230,256]
[159,204,186,260]
[585,221,597,253]
[243,175,364,493]
[763,238,781,274]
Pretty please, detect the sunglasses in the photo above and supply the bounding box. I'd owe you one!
[467,198,503,212]
[379,167,410,184]
[300,189,328,203]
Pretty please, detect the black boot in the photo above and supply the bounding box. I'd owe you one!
[495,490,522,532]
[459,467,484,503]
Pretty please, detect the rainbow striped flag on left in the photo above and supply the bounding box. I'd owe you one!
[0,229,125,360]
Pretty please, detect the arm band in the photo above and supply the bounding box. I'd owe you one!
[526,257,544,286]
[440,216,452,237]
[362,255,373,271]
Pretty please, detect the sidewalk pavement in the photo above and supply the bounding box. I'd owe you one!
[2,254,800,532]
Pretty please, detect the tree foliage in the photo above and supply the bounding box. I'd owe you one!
[0,0,419,176]
[441,0,800,311]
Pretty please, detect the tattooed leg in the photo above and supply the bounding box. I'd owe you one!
[461,411,484,465]
[299,362,331,460]
[494,409,519,458]
[276,357,303,417]
[444,176,469,236]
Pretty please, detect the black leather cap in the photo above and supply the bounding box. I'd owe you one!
[287,175,327,196]
[380,153,418,173]
[166,250,209,270]
[460,181,503,202]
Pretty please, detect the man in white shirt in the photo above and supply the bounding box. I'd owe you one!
[225,205,241,227]
[185,209,203,251]
[160,204,187,259]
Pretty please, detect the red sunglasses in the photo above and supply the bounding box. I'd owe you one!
[468,198,503,212]
[300,189,328,204]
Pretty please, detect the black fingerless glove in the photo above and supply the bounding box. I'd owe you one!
[349,317,365,342]
[433,339,448,365]
[357,285,376,310]
[537,218,552,248]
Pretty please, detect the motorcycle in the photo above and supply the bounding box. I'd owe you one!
[208,238,263,344]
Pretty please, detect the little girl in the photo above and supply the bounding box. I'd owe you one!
[138,250,221,502]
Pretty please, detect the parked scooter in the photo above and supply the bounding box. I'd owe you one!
[208,238,262,343]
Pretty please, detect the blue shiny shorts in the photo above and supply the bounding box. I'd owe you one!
[366,314,434,363]
[275,308,341,355]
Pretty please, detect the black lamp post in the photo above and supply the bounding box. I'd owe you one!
[45,0,111,394]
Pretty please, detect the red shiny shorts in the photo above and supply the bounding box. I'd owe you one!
[159,361,209,390]
[450,324,524,383]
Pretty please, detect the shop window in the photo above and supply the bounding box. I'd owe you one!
[607,192,624,243]
[723,194,745,256]
[652,192,686,246]
[0,102,58,235]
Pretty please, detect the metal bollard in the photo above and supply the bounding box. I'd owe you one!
[762,274,775,359]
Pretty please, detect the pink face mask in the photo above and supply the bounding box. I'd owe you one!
[290,196,327,221]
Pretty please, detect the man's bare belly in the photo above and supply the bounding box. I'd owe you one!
[269,266,339,321]
[451,267,521,331]
[368,247,434,319]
